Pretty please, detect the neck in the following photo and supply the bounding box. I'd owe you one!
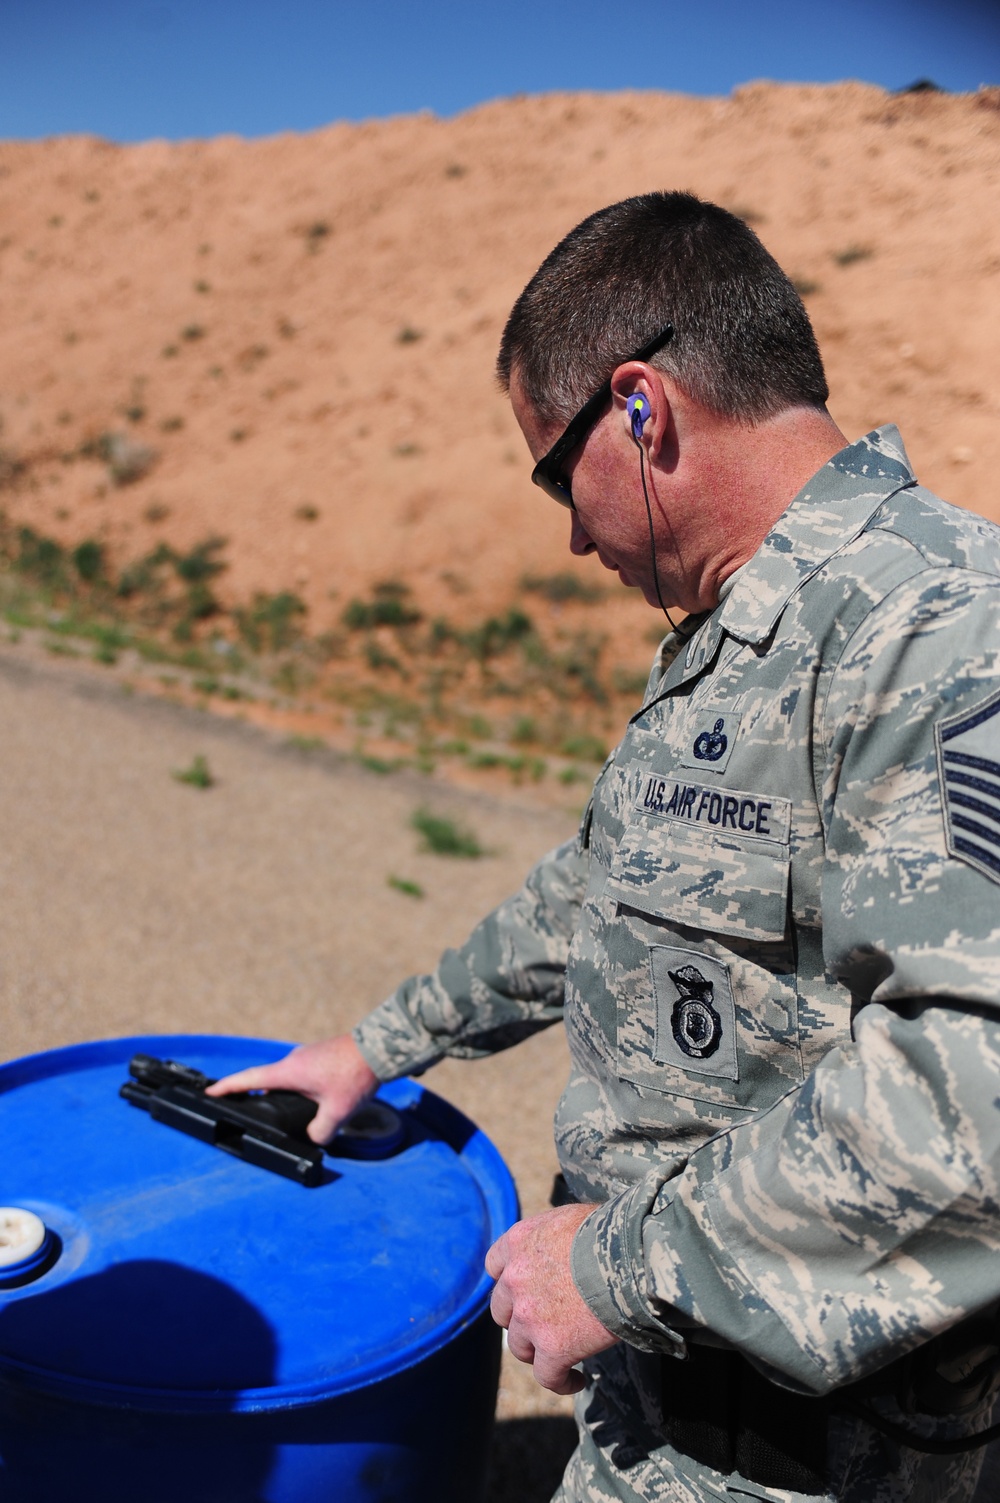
[667,404,847,612]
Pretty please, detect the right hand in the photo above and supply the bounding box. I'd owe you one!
[205,1034,379,1144]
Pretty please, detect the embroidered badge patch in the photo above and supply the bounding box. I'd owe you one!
[679,709,741,774]
[935,687,1000,885]
[649,944,738,1080]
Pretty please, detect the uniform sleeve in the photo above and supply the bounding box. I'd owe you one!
[571,570,1000,1394]
[352,832,589,1081]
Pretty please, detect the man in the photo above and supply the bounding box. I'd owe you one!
[210,193,1000,1502]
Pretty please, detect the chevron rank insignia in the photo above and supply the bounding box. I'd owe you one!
[935,687,1000,885]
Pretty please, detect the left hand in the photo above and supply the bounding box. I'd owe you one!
[485,1203,619,1395]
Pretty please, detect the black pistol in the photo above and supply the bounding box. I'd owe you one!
[120,1053,326,1186]
[120,1053,407,1186]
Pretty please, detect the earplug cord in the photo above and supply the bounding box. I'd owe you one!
[630,429,689,638]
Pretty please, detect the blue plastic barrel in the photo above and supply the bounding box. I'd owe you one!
[0,1034,519,1503]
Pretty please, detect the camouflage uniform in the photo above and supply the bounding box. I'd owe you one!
[354,427,1000,1502]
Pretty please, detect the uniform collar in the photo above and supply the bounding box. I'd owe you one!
[668,425,917,687]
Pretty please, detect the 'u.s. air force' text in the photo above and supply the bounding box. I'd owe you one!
[637,775,791,845]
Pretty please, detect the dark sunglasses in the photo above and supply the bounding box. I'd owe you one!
[529,323,675,509]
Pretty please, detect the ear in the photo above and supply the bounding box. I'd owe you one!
[610,363,671,461]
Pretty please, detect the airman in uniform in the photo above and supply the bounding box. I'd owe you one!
[211,194,1000,1502]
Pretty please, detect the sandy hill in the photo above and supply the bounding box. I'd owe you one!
[0,81,997,671]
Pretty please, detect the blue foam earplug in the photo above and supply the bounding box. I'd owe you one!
[627,394,650,438]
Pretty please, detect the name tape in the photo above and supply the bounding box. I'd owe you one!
[636,774,791,845]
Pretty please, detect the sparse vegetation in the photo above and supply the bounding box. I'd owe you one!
[236,591,307,653]
[72,539,105,584]
[173,753,214,789]
[343,582,422,631]
[411,806,484,858]
[396,325,423,344]
[560,732,608,763]
[303,221,330,251]
[388,874,424,898]
[521,572,602,604]
[0,507,647,791]
[360,752,405,774]
[832,244,873,267]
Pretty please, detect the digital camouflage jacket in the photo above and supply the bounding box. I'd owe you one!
[354,426,1000,1406]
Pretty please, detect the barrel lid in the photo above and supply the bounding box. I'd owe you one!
[0,1035,518,1411]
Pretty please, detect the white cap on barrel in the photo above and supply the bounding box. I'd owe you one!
[0,1208,47,1267]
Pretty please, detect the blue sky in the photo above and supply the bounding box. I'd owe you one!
[1,0,997,142]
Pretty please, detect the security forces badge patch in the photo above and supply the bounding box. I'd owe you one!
[649,945,738,1080]
[936,686,1000,885]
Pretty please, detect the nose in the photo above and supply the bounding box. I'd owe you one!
[569,511,596,556]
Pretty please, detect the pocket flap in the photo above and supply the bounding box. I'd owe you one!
[605,817,790,942]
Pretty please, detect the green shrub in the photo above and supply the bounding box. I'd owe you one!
[560,732,608,763]
[16,528,66,587]
[173,754,214,789]
[464,608,533,663]
[342,582,421,631]
[411,806,483,858]
[72,539,105,584]
[237,591,307,653]
[832,244,873,267]
[521,572,602,604]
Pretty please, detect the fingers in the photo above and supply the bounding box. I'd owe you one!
[505,1325,535,1365]
[484,1234,507,1282]
[503,1313,587,1396]
[205,1064,284,1097]
[531,1352,587,1396]
[489,1279,513,1330]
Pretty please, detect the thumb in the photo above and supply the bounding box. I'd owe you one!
[307,1100,344,1145]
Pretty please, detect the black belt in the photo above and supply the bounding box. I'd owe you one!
[661,1331,1000,1494]
[660,1344,831,1494]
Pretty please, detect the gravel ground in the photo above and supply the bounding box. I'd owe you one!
[0,644,578,1499]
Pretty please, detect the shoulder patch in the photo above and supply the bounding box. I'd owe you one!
[935,687,1000,885]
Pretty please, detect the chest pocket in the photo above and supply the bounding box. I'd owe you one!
[604,822,790,942]
[604,783,791,943]
[600,774,799,1109]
